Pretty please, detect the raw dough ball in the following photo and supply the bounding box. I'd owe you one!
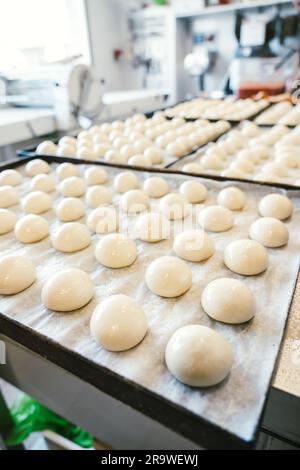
[199,205,233,232]
[58,136,77,147]
[76,147,97,160]
[15,215,49,244]
[22,191,52,214]
[90,295,147,352]
[230,159,254,174]
[144,147,164,165]
[52,222,91,253]
[94,142,112,159]
[36,141,57,156]
[86,186,113,208]
[182,163,203,174]
[30,174,55,193]
[0,170,22,186]
[0,255,36,294]
[56,163,79,181]
[134,138,152,154]
[56,198,85,222]
[165,325,233,387]
[224,239,268,275]
[114,171,139,193]
[221,168,245,179]
[95,234,137,268]
[174,230,214,262]
[59,177,86,197]
[87,206,118,233]
[160,193,190,220]
[85,167,108,185]
[120,145,136,161]
[166,141,186,158]
[135,213,170,242]
[128,155,152,167]
[146,256,192,298]
[0,186,19,208]
[249,217,289,248]
[0,209,17,235]
[120,190,150,214]
[143,177,169,198]
[261,162,288,178]
[104,150,126,164]
[276,153,298,169]
[259,194,293,220]
[180,181,207,204]
[41,269,94,312]
[217,187,246,210]
[56,144,76,158]
[202,154,223,170]
[25,159,50,176]
[201,278,255,324]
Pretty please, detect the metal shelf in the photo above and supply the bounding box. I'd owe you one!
[175,0,292,18]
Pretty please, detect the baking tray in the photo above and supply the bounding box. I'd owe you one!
[17,124,231,171]
[1,155,300,450]
[167,125,300,187]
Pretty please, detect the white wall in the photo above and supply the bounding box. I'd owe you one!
[86,0,143,91]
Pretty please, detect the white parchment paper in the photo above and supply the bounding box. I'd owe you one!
[0,162,300,443]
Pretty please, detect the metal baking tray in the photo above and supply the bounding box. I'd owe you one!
[1,155,300,449]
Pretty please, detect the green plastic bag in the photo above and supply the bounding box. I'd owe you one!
[6,394,93,449]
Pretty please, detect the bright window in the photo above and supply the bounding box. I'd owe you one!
[0,0,91,74]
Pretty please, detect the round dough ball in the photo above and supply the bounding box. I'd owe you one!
[160,193,190,220]
[114,171,139,193]
[95,234,137,268]
[85,167,108,185]
[259,194,293,220]
[94,141,111,158]
[56,144,76,158]
[86,186,113,208]
[0,186,19,208]
[146,256,192,298]
[0,209,17,235]
[135,213,170,243]
[0,255,36,294]
[36,141,57,156]
[56,198,85,222]
[0,170,22,186]
[249,217,289,248]
[90,295,147,352]
[174,230,214,262]
[134,138,152,154]
[59,177,86,198]
[56,163,79,181]
[87,206,118,233]
[180,181,207,204]
[217,187,246,211]
[221,168,246,179]
[276,153,298,169]
[30,174,55,193]
[165,325,233,387]
[199,205,233,232]
[58,136,77,147]
[182,163,203,175]
[104,150,126,164]
[41,269,94,312]
[166,141,186,158]
[15,215,49,244]
[202,153,223,170]
[76,147,97,160]
[120,145,136,161]
[128,155,152,167]
[224,239,268,275]
[144,147,164,165]
[201,278,255,324]
[52,222,91,253]
[25,159,50,176]
[230,159,254,174]
[143,177,170,198]
[120,190,150,214]
[22,191,52,214]
[261,162,288,178]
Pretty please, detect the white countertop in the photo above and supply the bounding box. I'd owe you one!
[0,107,56,147]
